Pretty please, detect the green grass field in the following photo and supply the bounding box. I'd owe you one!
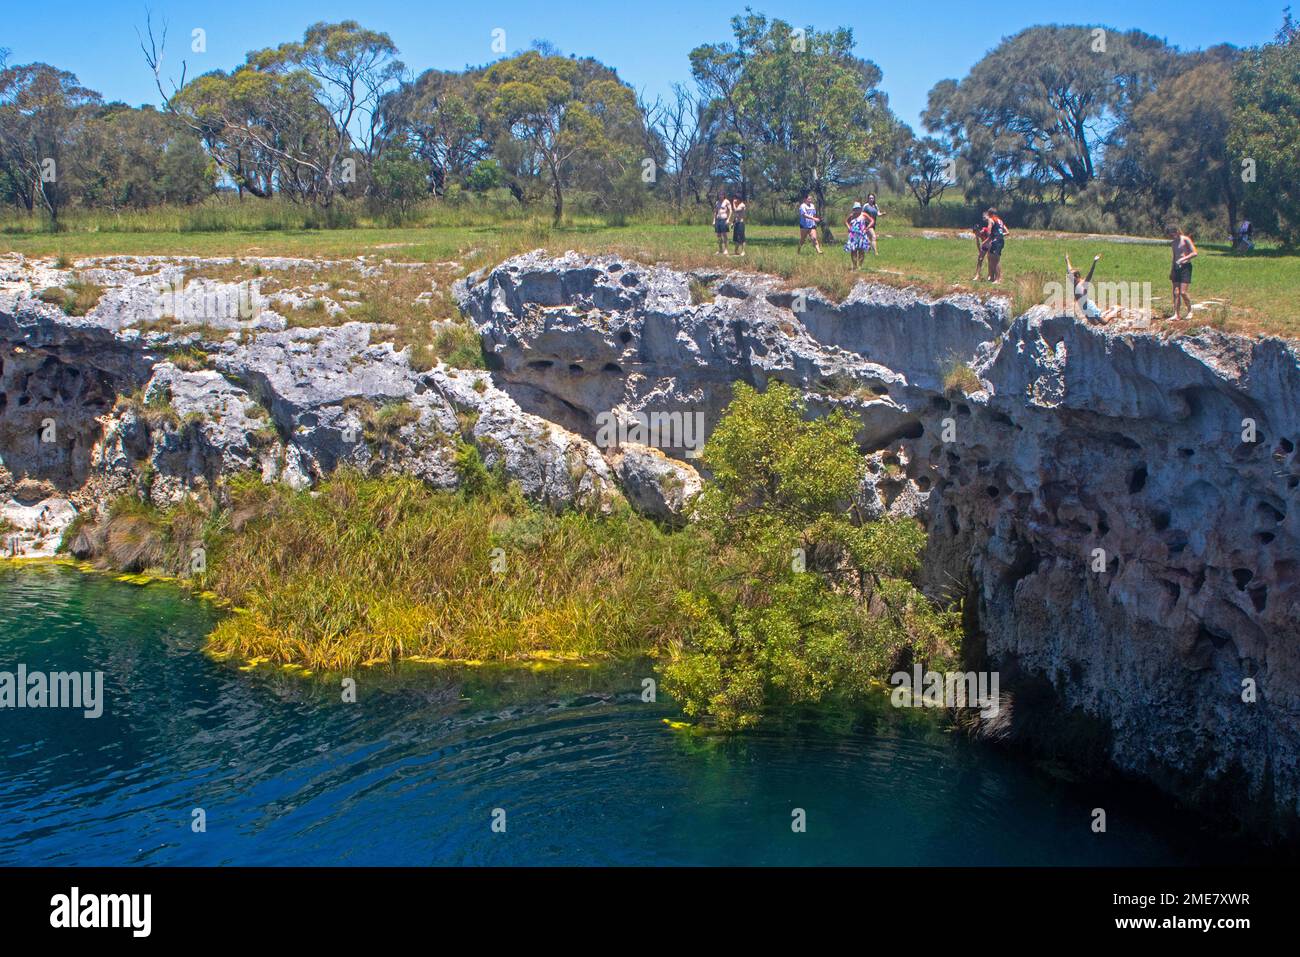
[4,221,1295,338]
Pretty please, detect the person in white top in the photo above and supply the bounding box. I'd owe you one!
[797,194,822,253]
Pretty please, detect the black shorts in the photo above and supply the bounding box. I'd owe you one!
[1171,262,1193,285]
[732,222,746,243]
[714,219,729,235]
[989,235,1005,255]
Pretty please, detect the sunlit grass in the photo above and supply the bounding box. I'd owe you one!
[198,472,715,671]
[7,220,1294,338]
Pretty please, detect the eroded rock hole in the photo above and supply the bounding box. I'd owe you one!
[1256,501,1285,524]
[1003,540,1041,586]
[1128,465,1148,494]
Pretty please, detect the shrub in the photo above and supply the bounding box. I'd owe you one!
[37,280,105,316]
[662,381,961,729]
[942,360,982,395]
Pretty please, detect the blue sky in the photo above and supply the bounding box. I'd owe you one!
[4,1,1287,130]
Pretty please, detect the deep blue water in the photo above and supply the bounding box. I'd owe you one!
[0,564,1252,865]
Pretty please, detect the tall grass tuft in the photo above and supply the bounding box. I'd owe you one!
[200,471,714,670]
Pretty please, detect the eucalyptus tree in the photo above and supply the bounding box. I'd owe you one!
[691,13,898,235]
[477,51,644,224]
[900,134,955,208]
[1230,13,1300,245]
[378,68,488,195]
[143,18,402,205]
[0,62,100,221]
[924,25,1173,202]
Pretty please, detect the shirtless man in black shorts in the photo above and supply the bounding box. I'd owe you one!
[1166,225,1198,320]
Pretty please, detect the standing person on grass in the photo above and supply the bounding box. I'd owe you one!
[797,194,823,253]
[972,215,993,281]
[984,208,1009,283]
[844,202,871,270]
[713,191,733,255]
[1167,225,1198,320]
[864,194,883,255]
[731,193,748,257]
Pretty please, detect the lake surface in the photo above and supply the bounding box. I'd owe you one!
[0,563,1255,865]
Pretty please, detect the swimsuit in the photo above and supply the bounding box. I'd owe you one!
[1172,239,1194,283]
[987,219,1007,255]
[1076,281,1103,320]
[714,204,730,234]
[844,216,870,253]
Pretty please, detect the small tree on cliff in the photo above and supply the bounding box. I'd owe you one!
[663,381,961,730]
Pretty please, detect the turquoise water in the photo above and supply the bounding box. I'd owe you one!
[0,564,1247,865]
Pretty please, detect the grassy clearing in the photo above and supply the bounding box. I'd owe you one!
[7,221,1296,338]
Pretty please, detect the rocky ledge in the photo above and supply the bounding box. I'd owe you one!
[3,248,1297,837]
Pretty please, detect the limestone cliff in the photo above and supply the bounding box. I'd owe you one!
[457,251,1300,837]
[3,249,1296,836]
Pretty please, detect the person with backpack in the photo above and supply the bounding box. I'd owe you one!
[984,208,1009,283]
[1236,219,1254,252]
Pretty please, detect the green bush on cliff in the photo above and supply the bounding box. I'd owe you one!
[661,382,961,729]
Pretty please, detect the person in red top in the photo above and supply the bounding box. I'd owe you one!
[984,208,1009,283]
[972,216,993,281]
